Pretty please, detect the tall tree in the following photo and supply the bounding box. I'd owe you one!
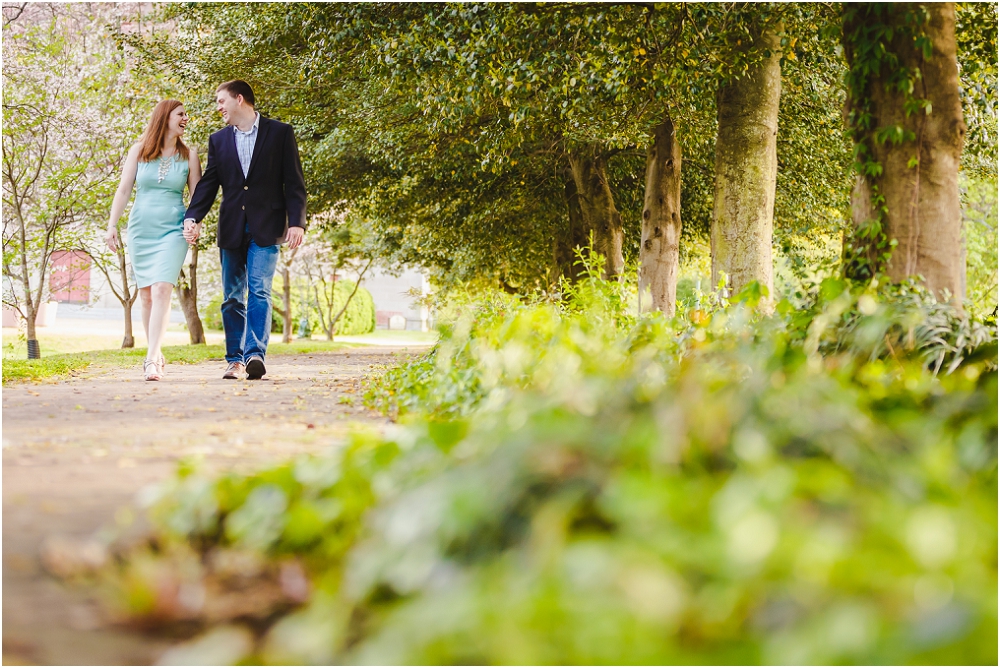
[568,149,626,279]
[273,246,299,344]
[176,247,206,344]
[710,22,783,304]
[843,3,967,304]
[639,115,683,314]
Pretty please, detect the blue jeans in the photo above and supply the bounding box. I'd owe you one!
[220,225,279,364]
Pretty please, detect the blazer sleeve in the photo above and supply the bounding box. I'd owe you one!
[282,124,308,228]
[185,133,222,222]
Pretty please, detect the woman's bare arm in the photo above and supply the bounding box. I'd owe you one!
[105,144,141,251]
[183,148,204,244]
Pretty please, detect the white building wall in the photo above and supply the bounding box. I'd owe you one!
[342,266,431,331]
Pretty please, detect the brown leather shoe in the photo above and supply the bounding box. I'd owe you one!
[223,361,244,380]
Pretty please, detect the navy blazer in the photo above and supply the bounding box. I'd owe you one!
[185,116,307,249]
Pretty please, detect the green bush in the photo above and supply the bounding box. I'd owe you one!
[97,265,997,665]
[202,294,223,331]
[327,280,376,336]
[365,270,996,420]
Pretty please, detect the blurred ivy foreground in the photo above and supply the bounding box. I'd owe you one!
[87,264,996,665]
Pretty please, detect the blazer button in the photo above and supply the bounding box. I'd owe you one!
[241,205,245,210]
[244,186,248,190]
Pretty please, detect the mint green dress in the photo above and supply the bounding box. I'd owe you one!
[126,155,190,288]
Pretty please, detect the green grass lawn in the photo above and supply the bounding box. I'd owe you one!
[1,339,373,385]
[1,323,214,359]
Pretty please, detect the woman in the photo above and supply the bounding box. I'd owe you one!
[106,100,202,380]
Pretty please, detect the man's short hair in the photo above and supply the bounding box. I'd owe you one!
[217,80,255,107]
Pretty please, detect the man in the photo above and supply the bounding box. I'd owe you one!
[184,80,307,380]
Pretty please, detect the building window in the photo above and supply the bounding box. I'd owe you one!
[49,251,91,304]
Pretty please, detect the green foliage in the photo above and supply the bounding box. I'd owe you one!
[961,176,999,317]
[266,274,307,336]
[103,270,997,664]
[368,269,997,420]
[142,428,395,565]
[1,354,96,385]
[955,2,999,179]
[785,277,997,375]
[366,249,635,419]
[349,353,996,665]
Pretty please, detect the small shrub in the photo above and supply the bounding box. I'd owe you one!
[202,294,223,331]
[330,280,376,336]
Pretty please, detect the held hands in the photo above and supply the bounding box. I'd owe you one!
[178,220,301,247]
[183,219,202,245]
[105,226,119,252]
[286,226,305,250]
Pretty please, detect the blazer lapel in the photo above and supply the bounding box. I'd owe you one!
[245,116,271,181]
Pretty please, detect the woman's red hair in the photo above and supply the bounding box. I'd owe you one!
[137,100,190,162]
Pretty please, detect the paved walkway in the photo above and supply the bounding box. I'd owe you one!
[2,346,421,665]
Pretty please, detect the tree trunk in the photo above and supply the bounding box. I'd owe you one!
[843,174,878,276]
[281,264,292,343]
[330,259,374,339]
[177,246,206,344]
[313,279,336,340]
[639,114,683,316]
[554,168,589,284]
[711,27,782,306]
[326,296,335,340]
[25,302,38,351]
[17,217,39,357]
[122,302,135,348]
[567,149,624,280]
[844,3,966,304]
[117,246,135,348]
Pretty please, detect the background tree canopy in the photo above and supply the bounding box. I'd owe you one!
[115,1,994,301]
[114,3,909,290]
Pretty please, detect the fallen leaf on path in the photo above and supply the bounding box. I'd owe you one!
[156,624,253,666]
[40,535,109,578]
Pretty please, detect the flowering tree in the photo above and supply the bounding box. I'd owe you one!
[4,9,90,351]
[2,4,166,353]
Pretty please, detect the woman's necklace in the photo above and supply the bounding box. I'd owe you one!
[157,150,175,183]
